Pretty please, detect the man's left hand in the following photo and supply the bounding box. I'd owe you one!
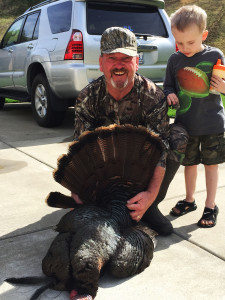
[126,191,155,222]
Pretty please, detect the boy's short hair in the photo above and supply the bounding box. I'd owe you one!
[170,5,207,32]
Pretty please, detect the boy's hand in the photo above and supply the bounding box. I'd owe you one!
[210,75,225,94]
[167,93,179,107]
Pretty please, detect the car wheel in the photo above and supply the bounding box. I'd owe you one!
[31,74,66,127]
[0,97,5,109]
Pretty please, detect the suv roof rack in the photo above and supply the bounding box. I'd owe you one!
[25,0,60,12]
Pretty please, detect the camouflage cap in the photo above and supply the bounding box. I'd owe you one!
[100,27,137,57]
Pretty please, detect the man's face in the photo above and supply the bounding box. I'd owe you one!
[172,24,208,57]
[99,52,139,92]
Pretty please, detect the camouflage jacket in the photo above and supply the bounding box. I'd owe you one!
[74,74,187,168]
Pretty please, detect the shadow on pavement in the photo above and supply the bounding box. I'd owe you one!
[0,103,74,148]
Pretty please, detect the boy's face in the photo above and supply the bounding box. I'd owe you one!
[172,24,208,57]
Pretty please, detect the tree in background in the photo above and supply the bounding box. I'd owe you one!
[0,0,43,15]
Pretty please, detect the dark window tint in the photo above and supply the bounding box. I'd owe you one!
[47,1,72,34]
[87,2,167,37]
[20,12,40,42]
[2,18,24,48]
[33,15,40,40]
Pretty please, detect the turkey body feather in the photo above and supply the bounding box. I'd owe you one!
[43,197,155,298]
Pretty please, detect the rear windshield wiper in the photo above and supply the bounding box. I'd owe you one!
[134,33,154,40]
[135,33,164,40]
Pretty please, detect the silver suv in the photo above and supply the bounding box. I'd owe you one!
[0,0,175,127]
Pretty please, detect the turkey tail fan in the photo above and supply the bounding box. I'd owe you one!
[53,124,164,204]
[111,124,161,183]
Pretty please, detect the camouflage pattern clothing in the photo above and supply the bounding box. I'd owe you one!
[182,133,225,166]
[100,27,137,57]
[74,74,188,168]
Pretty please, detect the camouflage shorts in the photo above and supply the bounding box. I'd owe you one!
[182,132,225,166]
[168,122,189,163]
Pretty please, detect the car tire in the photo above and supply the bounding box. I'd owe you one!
[0,97,5,109]
[31,74,66,127]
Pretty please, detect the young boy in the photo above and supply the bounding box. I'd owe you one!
[164,5,225,228]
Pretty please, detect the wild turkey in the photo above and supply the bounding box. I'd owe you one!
[6,124,164,300]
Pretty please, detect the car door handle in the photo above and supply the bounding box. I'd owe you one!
[27,43,34,50]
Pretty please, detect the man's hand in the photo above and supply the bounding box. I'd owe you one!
[126,191,155,222]
[127,166,165,222]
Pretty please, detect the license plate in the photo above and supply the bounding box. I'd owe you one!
[138,52,144,65]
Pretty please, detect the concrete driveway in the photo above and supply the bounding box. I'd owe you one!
[0,103,225,300]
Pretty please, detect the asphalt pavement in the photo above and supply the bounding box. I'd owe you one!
[0,103,225,300]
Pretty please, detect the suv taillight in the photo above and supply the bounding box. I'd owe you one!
[64,30,84,60]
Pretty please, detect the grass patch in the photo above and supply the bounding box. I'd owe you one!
[5,98,20,103]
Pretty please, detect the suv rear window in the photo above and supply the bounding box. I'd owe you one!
[47,0,72,34]
[87,2,168,37]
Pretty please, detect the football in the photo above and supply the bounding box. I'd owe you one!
[177,67,209,98]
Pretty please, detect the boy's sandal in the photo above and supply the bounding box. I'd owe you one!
[170,200,197,216]
[197,205,219,228]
